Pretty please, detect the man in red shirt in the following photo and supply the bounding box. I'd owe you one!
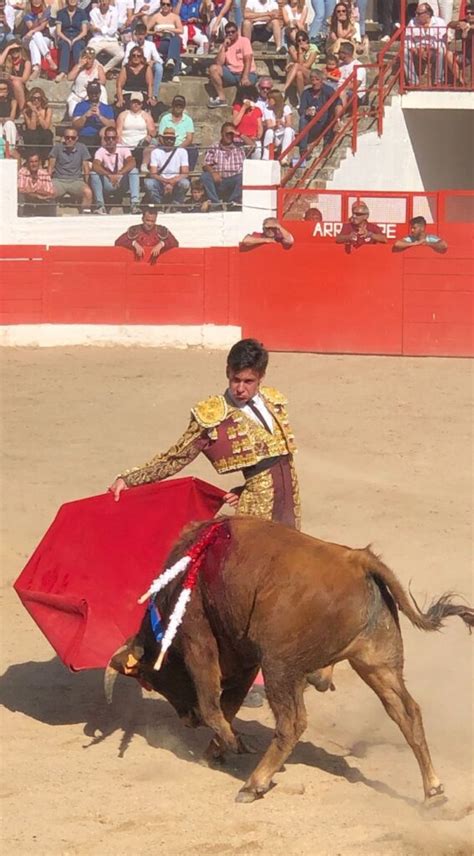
[240,217,294,249]
[335,200,387,252]
[115,207,179,263]
[208,21,258,108]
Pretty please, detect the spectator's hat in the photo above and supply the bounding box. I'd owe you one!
[130,91,144,102]
[87,80,101,92]
[172,95,186,106]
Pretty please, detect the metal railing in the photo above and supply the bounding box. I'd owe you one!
[402,26,474,91]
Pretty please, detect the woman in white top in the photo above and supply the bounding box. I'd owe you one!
[262,88,295,164]
[282,0,307,47]
[116,91,156,168]
[67,47,107,117]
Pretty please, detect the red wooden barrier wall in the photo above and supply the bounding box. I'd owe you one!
[1,229,472,356]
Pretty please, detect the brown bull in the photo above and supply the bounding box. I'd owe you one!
[105,516,473,804]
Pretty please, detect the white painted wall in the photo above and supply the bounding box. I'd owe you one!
[328,94,474,192]
[0,159,279,248]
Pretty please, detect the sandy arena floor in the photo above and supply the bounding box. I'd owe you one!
[0,347,473,856]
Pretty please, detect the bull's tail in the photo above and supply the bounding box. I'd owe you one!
[364,550,474,633]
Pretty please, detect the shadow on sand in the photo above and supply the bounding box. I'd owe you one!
[0,656,417,806]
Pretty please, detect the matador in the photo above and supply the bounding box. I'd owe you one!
[109,338,300,530]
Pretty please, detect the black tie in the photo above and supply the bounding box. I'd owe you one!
[247,399,272,433]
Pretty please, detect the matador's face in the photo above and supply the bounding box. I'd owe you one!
[227,368,263,405]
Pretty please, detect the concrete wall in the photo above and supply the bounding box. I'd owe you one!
[329,94,474,192]
[0,159,280,249]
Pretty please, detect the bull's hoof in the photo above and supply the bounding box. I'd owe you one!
[421,784,448,812]
[235,786,265,804]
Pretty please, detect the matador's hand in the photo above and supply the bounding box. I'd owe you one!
[108,477,129,501]
[223,492,239,507]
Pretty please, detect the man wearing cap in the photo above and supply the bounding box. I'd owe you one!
[157,95,198,170]
[144,128,190,205]
[115,206,179,261]
[201,122,245,206]
[91,126,141,214]
[72,80,116,156]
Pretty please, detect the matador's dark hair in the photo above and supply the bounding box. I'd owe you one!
[226,338,269,375]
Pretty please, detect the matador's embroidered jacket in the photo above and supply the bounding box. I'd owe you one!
[120,386,301,528]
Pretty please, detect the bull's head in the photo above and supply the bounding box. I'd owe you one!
[104,637,202,728]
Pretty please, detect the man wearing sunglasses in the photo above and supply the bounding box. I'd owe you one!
[48,128,93,213]
[336,200,387,250]
[91,128,141,214]
[208,20,257,108]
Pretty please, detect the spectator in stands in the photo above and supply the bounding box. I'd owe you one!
[201,121,245,205]
[22,0,57,79]
[203,0,232,47]
[116,90,156,168]
[328,2,357,53]
[115,206,179,262]
[158,93,197,169]
[177,0,209,54]
[298,69,338,158]
[117,45,153,107]
[208,21,257,108]
[446,3,473,83]
[255,74,272,111]
[378,0,401,43]
[144,126,190,204]
[282,0,308,48]
[187,177,211,211]
[337,41,367,111]
[284,29,319,94]
[123,22,163,100]
[240,217,294,248]
[325,52,341,87]
[405,3,448,85]
[243,0,285,53]
[0,78,17,146]
[48,126,93,212]
[309,0,337,48]
[67,48,107,118]
[232,83,263,154]
[21,86,53,161]
[18,149,56,214]
[304,203,322,221]
[0,40,31,110]
[115,0,134,38]
[55,0,89,82]
[88,0,125,76]
[393,216,448,253]
[90,126,141,213]
[72,80,116,155]
[147,1,183,82]
[0,0,14,51]
[262,88,295,162]
[336,200,387,250]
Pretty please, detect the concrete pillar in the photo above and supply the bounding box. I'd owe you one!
[242,159,281,217]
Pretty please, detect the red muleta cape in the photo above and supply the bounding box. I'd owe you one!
[13,477,225,670]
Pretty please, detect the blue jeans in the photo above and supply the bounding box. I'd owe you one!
[298,116,331,155]
[90,169,140,207]
[58,38,86,73]
[201,171,242,204]
[309,0,336,39]
[232,0,242,28]
[358,0,367,37]
[144,176,190,203]
[153,61,163,97]
[157,35,181,75]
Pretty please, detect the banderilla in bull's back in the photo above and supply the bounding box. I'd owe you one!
[105,516,474,804]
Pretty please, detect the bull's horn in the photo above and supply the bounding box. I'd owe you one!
[104,643,129,704]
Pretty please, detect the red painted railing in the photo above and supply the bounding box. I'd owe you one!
[278,21,472,187]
